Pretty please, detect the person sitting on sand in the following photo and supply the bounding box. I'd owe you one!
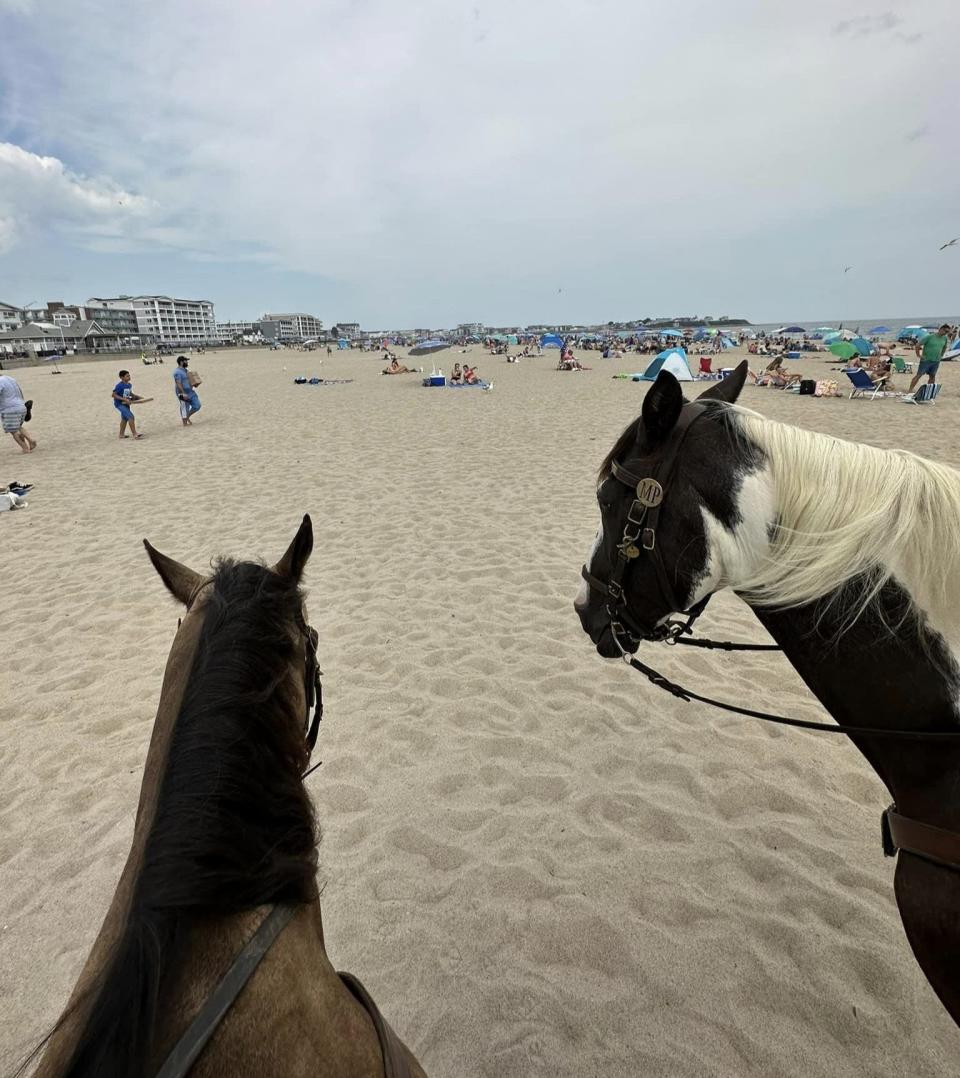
[557,351,588,371]
[463,364,479,384]
[450,363,463,383]
[382,358,414,375]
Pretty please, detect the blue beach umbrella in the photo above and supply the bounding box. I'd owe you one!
[781,325,806,334]
[659,328,684,337]
[868,325,890,334]
[410,338,452,357]
[850,337,873,356]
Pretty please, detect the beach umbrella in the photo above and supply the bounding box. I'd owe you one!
[850,337,873,356]
[815,326,837,333]
[659,328,683,337]
[898,327,927,340]
[868,325,890,334]
[409,339,452,357]
[781,325,806,334]
[829,341,859,360]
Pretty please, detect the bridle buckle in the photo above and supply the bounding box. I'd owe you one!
[641,527,656,551]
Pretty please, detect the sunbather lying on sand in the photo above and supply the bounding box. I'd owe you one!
[382,358,415,375]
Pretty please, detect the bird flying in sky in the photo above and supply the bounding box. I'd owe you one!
[940,238,959,250]
[843,266,853,274]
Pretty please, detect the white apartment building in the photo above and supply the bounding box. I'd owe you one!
[216,320,262,340]
[89,295,217,345]
[261,312,324,341]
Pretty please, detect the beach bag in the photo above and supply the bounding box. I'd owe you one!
[814,379,838,397]
[799,379,816,395]
[187,370,202,388]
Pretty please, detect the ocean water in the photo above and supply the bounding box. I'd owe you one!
[748,316,958,337]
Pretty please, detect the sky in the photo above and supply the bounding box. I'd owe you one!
[0,0,958,327]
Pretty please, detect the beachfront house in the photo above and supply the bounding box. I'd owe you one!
[334,322,361,340]
[0,302,25,333]
[0,319,126,357]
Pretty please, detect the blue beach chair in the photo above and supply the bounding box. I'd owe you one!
[903,383,942,405]
[845,368,886,400]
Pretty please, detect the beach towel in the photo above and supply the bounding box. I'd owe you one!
[448,380,490,389]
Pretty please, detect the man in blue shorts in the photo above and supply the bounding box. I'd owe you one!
[174,356,201,426]
[112,369,146,439]
[908,324,952,393]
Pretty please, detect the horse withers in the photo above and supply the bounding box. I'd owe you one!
[30,516,427,1078]
[575,361,960,1028]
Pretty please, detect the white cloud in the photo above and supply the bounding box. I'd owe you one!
[0,142,159,251]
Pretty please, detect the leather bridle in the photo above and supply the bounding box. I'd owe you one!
[581,401,714,653]
[582,400,960,872]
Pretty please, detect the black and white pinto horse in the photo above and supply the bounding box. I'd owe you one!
[575,360,960,1026]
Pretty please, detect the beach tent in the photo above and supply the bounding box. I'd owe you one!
[720,336,737,349]
[337,338,350,349]
[541,333,564,349]
[850,337,874,356]
[638,348,694,381]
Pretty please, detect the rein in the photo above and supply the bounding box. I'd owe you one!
[586,401,960,871]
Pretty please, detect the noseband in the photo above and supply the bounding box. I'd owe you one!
[581,401,711,654]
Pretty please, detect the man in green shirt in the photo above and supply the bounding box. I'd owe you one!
[908,324,952,393]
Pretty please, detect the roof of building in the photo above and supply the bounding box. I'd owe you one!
[0,320,117,341]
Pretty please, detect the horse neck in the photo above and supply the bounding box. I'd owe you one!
[38,606,207,1074]
[747,585,960,832]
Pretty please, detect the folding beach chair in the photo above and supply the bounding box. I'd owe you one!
[845,368,886,399]
[891,356,914,374]
[903,383,942,405]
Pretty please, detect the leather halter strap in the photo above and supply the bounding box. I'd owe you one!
[883,806,960,871]
[155,904,297,1078]
[154,905,412,1078]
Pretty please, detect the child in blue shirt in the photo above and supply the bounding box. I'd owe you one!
[112,370,147,439]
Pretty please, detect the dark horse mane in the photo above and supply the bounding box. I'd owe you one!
[50,559,319,1078]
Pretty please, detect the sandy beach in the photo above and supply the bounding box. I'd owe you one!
[2,345,959,1077]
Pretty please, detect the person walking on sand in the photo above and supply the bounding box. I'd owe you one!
[908,324,952,393]
[0,373,36,454]
[112,369,149,440]
[174,356,201,426]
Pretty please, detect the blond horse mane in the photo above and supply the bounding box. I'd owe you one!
[724,404,960,645]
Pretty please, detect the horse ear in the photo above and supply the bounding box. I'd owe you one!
[143,540,205,605]
[640,370,684,446]
[274,514,313,582]
[697,359,748,404]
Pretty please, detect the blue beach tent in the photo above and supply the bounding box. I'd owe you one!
[541,333,564,349]
[638,348,694,381]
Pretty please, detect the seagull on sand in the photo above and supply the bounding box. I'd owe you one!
[939,238,959,250]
